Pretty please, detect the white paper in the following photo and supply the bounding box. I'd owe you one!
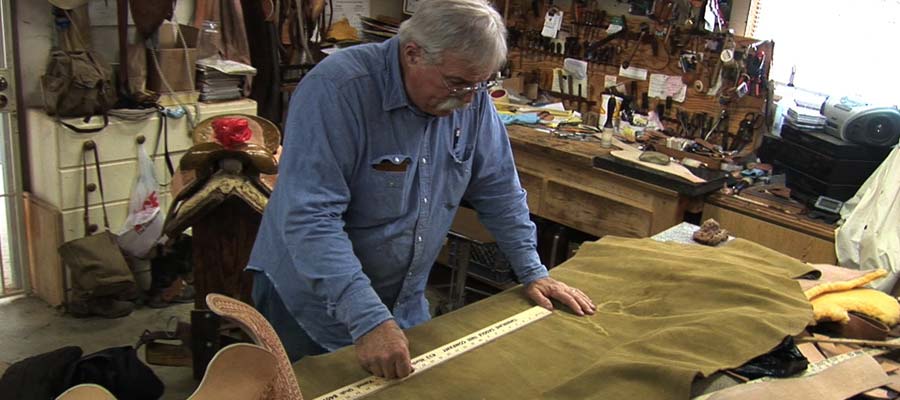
[540,102,567,112]
[541,11,564,38]
[333,0,370,33]
[648,74,687,102]
[604,75,618,88]
[197,57,257,75]
[563,58,588,80]
[403,0,420,14]
[619,66,648,80]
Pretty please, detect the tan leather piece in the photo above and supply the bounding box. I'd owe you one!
[708,354,889,400]
[57,345,276,400]
[801,266,888,299]
[188,343,277,400]
[611,149,707,183]
[55,384,117,400]
[206,293,304,400]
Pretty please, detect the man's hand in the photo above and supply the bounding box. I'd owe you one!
[355,319,414,379]
[525,277,596,316]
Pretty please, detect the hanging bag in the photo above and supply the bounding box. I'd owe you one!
[117,140,164,258]
[40,10,116,133]
[58,141,136,303]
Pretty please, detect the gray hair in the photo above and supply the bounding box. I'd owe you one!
[397,0,507,72]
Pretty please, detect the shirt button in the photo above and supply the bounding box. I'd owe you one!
[408,271,413,277]
[393,157,400,163]
[417,236,423,242]
[423,197,428,204]
[421,158,427,164]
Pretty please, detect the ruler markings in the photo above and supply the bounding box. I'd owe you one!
[314,305,553,400]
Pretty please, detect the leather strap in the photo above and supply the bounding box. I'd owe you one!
[160,109,174,176]
[117,0,130,96]
[58,113,110,134]
[81,140,111,236]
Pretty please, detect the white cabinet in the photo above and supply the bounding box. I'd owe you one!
[28,99,258,242]
[25,99,258,305]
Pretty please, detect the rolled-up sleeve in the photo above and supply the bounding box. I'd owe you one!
[463,98,549,285]
[275,76,392,341]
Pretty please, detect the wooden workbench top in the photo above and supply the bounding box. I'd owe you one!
[705,192,836,241]
[506,124,727,197]
[506,124,612,168]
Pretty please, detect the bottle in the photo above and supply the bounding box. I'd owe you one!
[197,20,222,60]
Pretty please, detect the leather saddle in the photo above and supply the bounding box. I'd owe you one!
[173,114,281,207]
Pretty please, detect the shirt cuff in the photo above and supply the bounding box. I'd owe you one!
[334,285,393,342]
[515,264,549,285]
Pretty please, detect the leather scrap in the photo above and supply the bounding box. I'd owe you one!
[708,354,890,400]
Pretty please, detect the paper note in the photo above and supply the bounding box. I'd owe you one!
[403,0,421,14]
[604,75,618,88]
[648,74,687,102]
[619,66,648,80]
[333,0,371,33]
[541,10,564,38]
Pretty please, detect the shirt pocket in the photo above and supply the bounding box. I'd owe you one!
[445,146,474,206]
[357,154,410,222]
[451,143,475,164]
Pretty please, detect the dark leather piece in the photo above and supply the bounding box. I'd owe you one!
[129,0,175,39]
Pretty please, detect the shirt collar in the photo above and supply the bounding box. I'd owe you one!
[382,37,413,112]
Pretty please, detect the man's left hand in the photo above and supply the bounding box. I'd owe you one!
[525,277,596,316]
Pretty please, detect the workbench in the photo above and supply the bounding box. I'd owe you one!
[702,193,838,264]
[506,124,710,238]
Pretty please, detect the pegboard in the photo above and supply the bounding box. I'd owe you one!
[501,0,774,155]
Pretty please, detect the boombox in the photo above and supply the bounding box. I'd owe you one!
[822,96,900,147]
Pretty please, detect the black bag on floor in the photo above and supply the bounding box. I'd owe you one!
[64,346,164,400]
[0,346,83,400]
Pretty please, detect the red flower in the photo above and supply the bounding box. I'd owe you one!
[212,117,252,148]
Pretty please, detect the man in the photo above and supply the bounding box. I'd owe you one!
[247,0,595,380]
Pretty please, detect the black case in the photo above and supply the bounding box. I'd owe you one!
[765,125,891,200]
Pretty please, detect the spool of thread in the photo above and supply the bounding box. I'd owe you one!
[600,128,613,148]
[489,87,509,104]
[525,83,539,100]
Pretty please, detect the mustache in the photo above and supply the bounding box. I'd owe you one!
[435,96,471,112]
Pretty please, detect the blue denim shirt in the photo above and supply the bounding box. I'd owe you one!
[246,37,548,351]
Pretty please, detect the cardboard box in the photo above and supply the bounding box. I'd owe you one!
[148,23,199,93]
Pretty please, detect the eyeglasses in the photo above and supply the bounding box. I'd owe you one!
[436,68,501,97]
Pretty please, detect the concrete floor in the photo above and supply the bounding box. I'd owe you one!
[0,295,198,399]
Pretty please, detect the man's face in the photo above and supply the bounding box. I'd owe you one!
[402,43,495,117]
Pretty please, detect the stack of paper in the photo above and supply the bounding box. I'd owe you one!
[197,68,244,101]
[359,16,400,42]
[784,104,827,131]
[195,57,256,102]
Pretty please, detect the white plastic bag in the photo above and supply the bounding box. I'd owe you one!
[117,142,164,258]
[835,145,900,292]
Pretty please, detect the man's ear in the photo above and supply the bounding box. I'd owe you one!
[402,42,423,66]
